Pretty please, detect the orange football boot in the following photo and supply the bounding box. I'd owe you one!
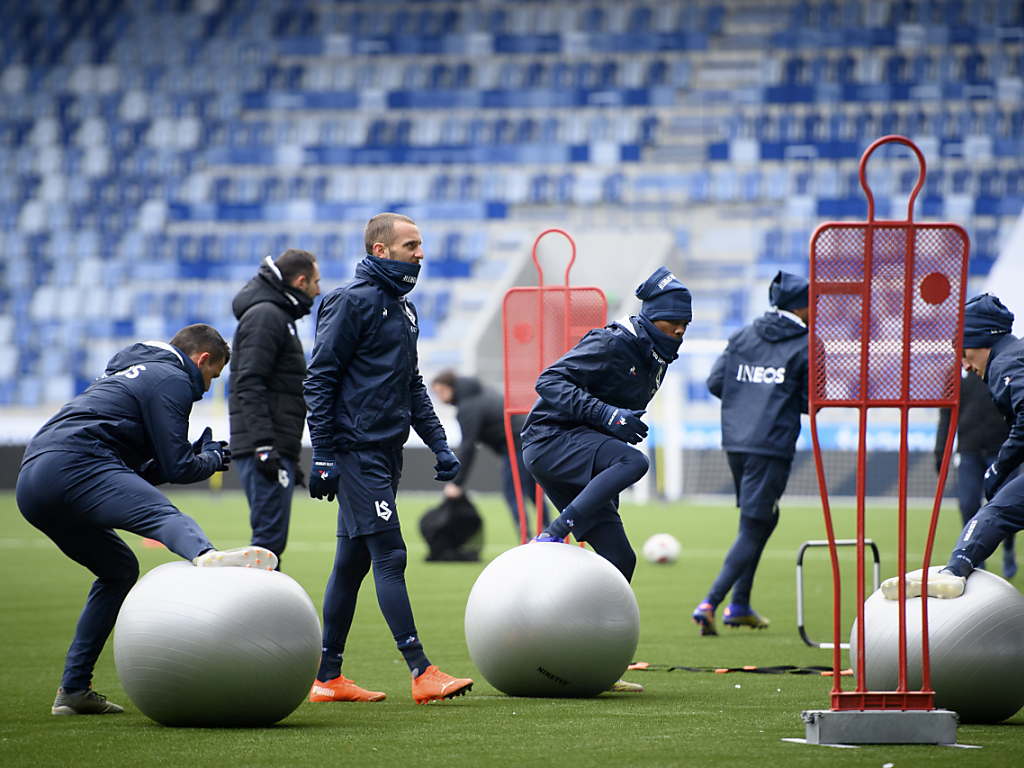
[309,675,386,702]
[411,665,473,704]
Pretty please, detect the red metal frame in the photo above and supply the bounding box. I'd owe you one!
[502,229,607,544]
[808,136,970,711]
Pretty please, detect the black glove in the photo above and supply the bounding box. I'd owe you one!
[193,427,230,471]
[309,450,339,501]
[984,461,1006,501]
[217,441,231,471]
[601,405,649,445]
[433,448,461,482]
[254,445,282,483]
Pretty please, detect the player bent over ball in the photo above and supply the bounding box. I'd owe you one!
[522,267,692,693]
[883,294,1024,601]
[16,325,276,716]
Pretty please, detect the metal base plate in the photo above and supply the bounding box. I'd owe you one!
[802,709,959,745]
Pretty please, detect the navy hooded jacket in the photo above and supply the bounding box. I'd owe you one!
[522,317,672,445]
[707,310,809,459]
[304,258,446,452]
[21,342,222,484]
[981,333,1024,478]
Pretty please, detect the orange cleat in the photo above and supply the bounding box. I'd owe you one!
[309,675,386,703]
[411,665,473,704]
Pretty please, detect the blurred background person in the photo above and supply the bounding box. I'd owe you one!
[431,369,549,538]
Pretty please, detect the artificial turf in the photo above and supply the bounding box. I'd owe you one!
[1,488,1021,767]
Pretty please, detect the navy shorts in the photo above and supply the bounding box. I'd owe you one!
[727,452,792,522]
[523,426,623,538]
[334,447,403,537]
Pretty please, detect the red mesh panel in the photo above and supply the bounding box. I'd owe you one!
[810,223,967,407]
[503,286,606,413]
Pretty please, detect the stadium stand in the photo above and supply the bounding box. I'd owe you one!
[0,0,1021,467]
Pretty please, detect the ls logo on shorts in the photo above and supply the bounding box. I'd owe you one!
[375,500,393,521]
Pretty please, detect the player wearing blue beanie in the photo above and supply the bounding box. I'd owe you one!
[883,293,1024,600]
[521,266,691,692]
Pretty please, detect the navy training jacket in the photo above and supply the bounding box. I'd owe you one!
[21,342,222,484]
[522,317,672,445]
[707,311,809,460]
[304,260,446,452]
[982,333,1024,476]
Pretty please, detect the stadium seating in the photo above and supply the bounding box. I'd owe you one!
[0,0,1022,407]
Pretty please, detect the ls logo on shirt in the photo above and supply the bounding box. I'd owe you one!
[735,364,786,384]
[112,364,147,379]
[375,500,393,521]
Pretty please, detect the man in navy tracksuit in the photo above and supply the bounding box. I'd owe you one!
[522,266,691,693]
[692,271,809,636]
[884,294,1024,601]
[16,324,275,716]
[230,249,321,568]
[304,213,473,705]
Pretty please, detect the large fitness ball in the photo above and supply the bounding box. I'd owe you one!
[850,568,1024,723]
[465,543,640,697]
[114,561,321,727]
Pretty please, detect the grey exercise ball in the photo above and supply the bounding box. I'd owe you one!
[114,561,321,727]
[850,568,1024,723]
[465,542,640,697]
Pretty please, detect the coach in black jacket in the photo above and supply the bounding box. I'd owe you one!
[692,270,809,636]
[230,250,320,565]
[16,325,268,716]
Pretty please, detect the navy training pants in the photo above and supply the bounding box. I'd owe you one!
[524,426,648,581]
[16,451,213,691]
[955,451,1016,569]
[948,469,1024,577]
[703,452,791,609]
[236,453,298,566]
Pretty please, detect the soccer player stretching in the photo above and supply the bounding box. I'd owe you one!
[522,267,691,691]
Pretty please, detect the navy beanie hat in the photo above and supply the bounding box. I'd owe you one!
[636,267,692,323]
[962,293,1014,348]
[769,270,809,311]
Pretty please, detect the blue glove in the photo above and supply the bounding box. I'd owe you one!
[433,449,461,482]
[601,406,648,445]
[309,451,339,502]
[193,427,230,471]
[984,461,1006,501]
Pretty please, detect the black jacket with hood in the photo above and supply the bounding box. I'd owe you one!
[449,376,508,486]
[229,256,313,459]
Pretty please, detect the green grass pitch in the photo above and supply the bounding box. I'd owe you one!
[1,488,1021,767]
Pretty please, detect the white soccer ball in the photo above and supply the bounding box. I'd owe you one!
[643,533,681,564]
